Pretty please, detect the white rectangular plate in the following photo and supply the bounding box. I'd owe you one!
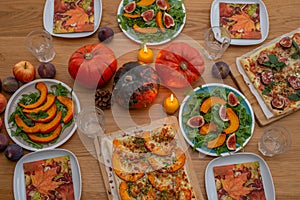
[210,0,269,45]
[43,0,102,38]
[14,149,82,200]
[205,152,275,200]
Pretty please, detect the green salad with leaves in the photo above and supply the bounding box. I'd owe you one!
[8,83,74,149]
[180,85,254,156]
[118,0,186,44]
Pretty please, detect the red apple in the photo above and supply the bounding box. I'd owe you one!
[0,93,7,113]
[13,61,36,83]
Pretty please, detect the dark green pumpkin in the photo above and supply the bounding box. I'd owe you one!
[112,61,160,109]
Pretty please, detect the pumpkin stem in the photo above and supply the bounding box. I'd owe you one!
[84,53,93,60]
[125,75,133,82]
[180,62,188,71]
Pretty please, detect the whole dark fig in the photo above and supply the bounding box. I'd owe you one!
[212,61,230,79]
[4,144,23,161]
[98,26,114,43]
[38,62,56,78]
[0,133,8,151]
[2,76,19,93]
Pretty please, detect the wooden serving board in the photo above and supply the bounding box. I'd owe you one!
[231,64,292,126]
[94,116,205,200]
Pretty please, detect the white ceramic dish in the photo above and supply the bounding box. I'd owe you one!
[178,83,255,156]
[205,152,275,200]
[43,0,102,38]
[14,149,82,200]
[4,79,81,151]
[210,0,269,45]
[117,0,186,45]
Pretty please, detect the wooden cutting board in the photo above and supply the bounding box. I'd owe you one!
[94,116,204,200]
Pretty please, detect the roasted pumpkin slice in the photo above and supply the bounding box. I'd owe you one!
[18,82,48,109]
[133,24,158,34]
[148,171,174,191]
[26,103,57,123]
[200,96,226,113]
[15,111,62,134]
[22,94,56,113]
[56,96,74,124]
[148,147,186,173]
[14,114,40,134]
[39,111,62,134]
[112,150,148,182]
[27,124,62,143]
[223,108,239,134]
[143,125,176,156]
[113,136,147,153]
[199,122,218,135]
[207,133,226,149]
[136,0,155,6]
[119,179,155,200]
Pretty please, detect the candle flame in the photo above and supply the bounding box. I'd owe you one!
[170,94,174,102]
[143,44,148,53]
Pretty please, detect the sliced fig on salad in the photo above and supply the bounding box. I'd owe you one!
[219,105,229,122]
[226,133,236,150]
[163,13,174,28]
[141,9,154,22]
[228,92,239,107]
[124,1,136,13]
[187,115,204,128]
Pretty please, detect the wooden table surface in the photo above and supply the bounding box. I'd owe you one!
[0,0,300,199]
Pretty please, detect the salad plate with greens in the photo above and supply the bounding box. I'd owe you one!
[179,83,254,156]
[4,79,80,151]
[117,0,186,45]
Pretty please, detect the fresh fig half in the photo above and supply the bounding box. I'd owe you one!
[124,1,136,13]
[163,13,175,28]
[141,9,154,21]
[187,115,205,128]
[226,133,236,150]
[219,105,229,121]
[156,0,168,10]
[228,92,239,107]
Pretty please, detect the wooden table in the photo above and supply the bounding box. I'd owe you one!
[0,0,299,199]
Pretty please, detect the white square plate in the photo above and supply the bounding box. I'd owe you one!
[43,0,102,38]
[210,0,269,45]
[205,152,275,200]
[14,149,82,200]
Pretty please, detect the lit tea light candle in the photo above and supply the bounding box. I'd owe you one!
[163,94,179,115]
[137,44,153,63]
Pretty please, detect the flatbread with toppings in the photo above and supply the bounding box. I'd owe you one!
[239,31,300,116]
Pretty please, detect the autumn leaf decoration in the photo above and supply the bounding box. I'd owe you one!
[64,6,90,26]
[229,12,255,33]
[30,165,61,195]
[220,173,253,200]
[229,11,261,39]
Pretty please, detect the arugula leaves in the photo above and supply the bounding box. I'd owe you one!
[182,87,252,155]
[263,54,286,71]
[291,39,300,59]
[118,0,185,43]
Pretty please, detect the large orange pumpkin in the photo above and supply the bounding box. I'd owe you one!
[68,43,117,88]
[155,42,205,88]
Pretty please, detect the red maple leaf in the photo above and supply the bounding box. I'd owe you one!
[221,173,253,200]
[30,165,61,195]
